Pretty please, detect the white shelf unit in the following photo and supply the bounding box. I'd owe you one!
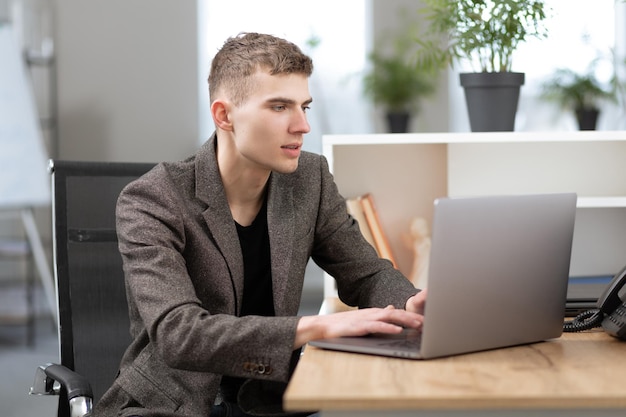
[322,131,626,298]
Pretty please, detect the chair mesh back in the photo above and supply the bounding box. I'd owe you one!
[51,161,155,413]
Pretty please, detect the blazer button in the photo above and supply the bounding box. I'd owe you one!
[257,364,272,375]
[243,361,273,375]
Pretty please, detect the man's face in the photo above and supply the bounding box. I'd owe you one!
[227,70,312,174]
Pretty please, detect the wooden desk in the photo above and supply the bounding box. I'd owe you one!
[284,299,626,417]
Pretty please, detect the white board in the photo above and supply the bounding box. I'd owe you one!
[0,23,50,208]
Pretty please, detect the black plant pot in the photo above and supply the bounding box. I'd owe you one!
[575,107,599,130]
[386,111,410,133]
[460,72,525,132]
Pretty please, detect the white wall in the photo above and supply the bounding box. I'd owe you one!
[54,0,200,162]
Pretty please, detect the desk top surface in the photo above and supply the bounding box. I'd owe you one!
[284,300,626,412]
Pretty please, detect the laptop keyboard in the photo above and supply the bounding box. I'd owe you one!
[368,329,422,349]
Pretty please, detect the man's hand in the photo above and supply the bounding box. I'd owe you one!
[405,288,427,315]
[294,304,423,349]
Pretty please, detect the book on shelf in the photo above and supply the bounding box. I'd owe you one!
[345,193,397,268]
[345,196,376,249]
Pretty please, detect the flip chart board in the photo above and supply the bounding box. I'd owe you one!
[0,23,50,208]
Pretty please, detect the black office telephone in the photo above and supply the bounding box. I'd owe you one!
[563,264,626,339]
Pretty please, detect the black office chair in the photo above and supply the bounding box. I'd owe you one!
[30,160,155,417]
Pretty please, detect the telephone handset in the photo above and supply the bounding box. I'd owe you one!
[564,264,626,339]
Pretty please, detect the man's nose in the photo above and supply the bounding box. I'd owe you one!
[291,109,311,134]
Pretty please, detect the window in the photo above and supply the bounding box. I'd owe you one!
[449,0,624,132]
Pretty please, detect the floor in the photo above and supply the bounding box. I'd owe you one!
[0,282,323,417]
[0,286,58,417]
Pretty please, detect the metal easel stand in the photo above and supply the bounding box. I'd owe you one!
[19,207,57,325]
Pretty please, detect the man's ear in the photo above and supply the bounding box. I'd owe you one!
[211,100,233,131]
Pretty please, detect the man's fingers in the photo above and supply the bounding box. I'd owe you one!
[320,307,424,339]
[374,307,423,330]
[365,321,405,334]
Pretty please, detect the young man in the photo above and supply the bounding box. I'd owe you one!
[95,32,426,417]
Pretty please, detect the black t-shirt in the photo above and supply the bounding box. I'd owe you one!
[236,199,274,317]
[220,198,274,403]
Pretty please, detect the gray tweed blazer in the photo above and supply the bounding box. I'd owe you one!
[94,134,417,417]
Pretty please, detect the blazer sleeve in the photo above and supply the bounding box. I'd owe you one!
[310,155,419,309]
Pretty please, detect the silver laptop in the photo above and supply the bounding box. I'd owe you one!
[310,193,577,360]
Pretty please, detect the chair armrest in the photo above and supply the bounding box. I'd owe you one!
[30,363,94,417]
[30,363,93,399]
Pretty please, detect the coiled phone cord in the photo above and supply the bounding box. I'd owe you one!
[563,309,604,332]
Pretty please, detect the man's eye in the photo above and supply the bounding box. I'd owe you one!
[302,106,311,112]
[273,105,286,111]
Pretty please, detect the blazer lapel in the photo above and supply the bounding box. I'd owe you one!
[193,134,298,316]
[266,173,295,316]
[196,136,245,314]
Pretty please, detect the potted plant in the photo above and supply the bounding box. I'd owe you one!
[417,0,549,132]
[541,67,617,130]
[362,25,438,133]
